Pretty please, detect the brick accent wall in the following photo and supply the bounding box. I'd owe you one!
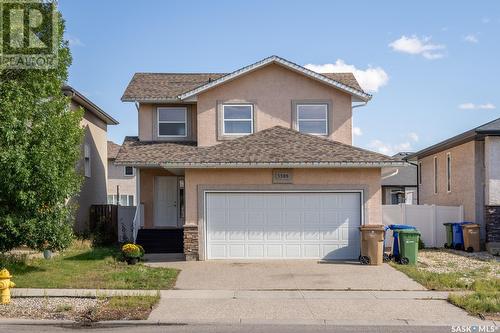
[183,225,199,261]
[485,206,500,243]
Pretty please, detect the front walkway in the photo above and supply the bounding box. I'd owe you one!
[146,260,425,290]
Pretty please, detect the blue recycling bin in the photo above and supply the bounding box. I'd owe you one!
[451,222,473,250]
[386,224,417,261]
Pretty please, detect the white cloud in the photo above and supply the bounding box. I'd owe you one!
[369,140,413,156]
[66,34,84,47]
[304,59,389,93]
[482,17,491,24]
[353,127,363,136]
[389,35,446,60]
[408,132,419,142]
[464,34,479,43]
[458,103,496,110]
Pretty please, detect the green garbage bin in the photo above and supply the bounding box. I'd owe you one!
[443,223,453,248]
[398,229,421,265]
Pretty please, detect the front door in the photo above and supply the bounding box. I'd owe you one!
[154,176,178,227]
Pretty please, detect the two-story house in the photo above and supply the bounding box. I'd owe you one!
[116,56,404,260]
[407,118,500,253]
[63,86,119,233]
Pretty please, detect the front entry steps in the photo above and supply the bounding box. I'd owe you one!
[136,228,183,254]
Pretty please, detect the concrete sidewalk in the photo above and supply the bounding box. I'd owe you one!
[149,289,490,326]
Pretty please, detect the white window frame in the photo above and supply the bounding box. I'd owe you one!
[124,166,135,177]
[157,107,187,138]
[433,156,438,194]
[222,104,254,136]
[84,143,91,178]
[296,104,328,135]
[446,152,452,193]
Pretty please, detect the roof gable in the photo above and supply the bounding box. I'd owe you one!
[121,56,368,102]
[178,56,371,102]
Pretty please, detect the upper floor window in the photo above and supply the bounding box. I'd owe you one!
[84,143,91,178]
[222,104,253,135]
[157,107,187,137]
[446,153,451,193]
[296,104,328,135]
[124,166,135,176]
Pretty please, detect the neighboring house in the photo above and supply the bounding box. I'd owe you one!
[116,55,404,260]
[63,86,119,233]
[407,118,500,252]
[107,141,136,206]
[381,152,418,205]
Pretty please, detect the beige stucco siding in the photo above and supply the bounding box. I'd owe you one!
[184,168,382,226]
[138,103,197,142]
[107,161,136,198]
[75,108,109,232]
[196,64,353,146]
[418,140,483,224]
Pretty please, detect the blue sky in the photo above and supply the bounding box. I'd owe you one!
[59,0,500,155]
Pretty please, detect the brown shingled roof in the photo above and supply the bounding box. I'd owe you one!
[115,126,403,168]
[122,72,362,102]
[107,141,121,159]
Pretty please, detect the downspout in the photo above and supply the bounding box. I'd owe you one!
[406,160,419,204]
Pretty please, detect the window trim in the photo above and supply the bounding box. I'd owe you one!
[296,103,329,136]
[124,166,135,177]
[446,152,452,193]
[222,104,254,136]
[157,107,188,138]
[418,161,422,185]
[433,156,438,194]
[84,143,91,178]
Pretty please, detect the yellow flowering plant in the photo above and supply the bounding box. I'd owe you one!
[121,243,144,258]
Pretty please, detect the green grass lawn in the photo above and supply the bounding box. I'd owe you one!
[0,243,179,290]
[390,251,500,319]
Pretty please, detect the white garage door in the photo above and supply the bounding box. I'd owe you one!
[206,192,361,260]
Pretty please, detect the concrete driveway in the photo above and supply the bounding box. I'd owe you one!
[147,260,425,291]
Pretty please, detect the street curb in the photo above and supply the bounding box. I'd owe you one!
[0,318,497,327]
[11,288,159,297]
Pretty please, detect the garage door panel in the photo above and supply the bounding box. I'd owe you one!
[283,211,302,225]
[303,229,320,241]
[284,244,301,257]
[247,211,265,225]
[265,245,282,257]
[248,245,264,257]
[266,230,282,241]
[247,229,265,241]
[206,192,361,260]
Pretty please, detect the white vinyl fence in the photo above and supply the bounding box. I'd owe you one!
[382,204,464,248]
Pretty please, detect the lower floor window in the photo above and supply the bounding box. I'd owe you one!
[107,194,134,206]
